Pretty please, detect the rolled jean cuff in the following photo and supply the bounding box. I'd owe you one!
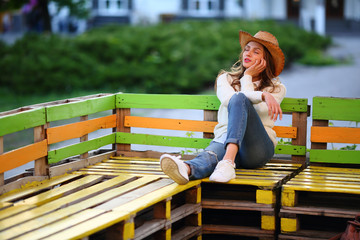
[224,138,241,149]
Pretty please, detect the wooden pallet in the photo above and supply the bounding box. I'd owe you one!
[0,173,202,240]
[201,162,303,239]
[280,165,360,239]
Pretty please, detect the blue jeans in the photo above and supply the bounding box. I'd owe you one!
[186,93,274,180]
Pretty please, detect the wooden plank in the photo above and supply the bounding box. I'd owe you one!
[113,180,202,214]
[275,144,306,156]
[116,132,211,149]
[116,93,220,110]
[311,126,360,144]
[14,175,103,207]
[48,133,116,164]
[312,97,360,121]
[40,210,130,240]
[34,124,48,176]
[0,140,48,173]
[0,108,46,137]
[47,115,117,144]
[282,183,360,194]
[125,116,217,133]
[291,111,308,163]
[13,208,106,240]
[204,109,217,139]
[0,136,3,186]
[116,108,131,153]
[0,176,153,236]
[310,149,360,164]
[46,94,116,122]
[280,98,308,112]
[124,116,296,138]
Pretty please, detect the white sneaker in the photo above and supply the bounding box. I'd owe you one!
[160,154,189,185]
[209,159,236,183]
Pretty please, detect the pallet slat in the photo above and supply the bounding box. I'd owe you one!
[47,114,117,144]
[309,149,360,164]
[0,140,48,173]
[312,97,360,121]
[48,133,116,164]
[311,126,360,144]
[0,108,46,137]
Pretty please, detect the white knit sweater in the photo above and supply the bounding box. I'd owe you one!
[213,73,287,147]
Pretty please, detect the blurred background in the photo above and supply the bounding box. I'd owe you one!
[0,0,359,112]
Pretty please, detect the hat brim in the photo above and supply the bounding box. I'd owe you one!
[239,31,285,77]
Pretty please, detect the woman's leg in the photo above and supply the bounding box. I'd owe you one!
[186,141,226,180]
[225,93,274,168]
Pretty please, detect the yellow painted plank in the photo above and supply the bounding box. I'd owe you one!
[113,180,202,214]
[282,184,360,194]
[14,175,103,206]
[13,209,105,240]
[281,218,298,232]
[281,189,296,207]
[47,114,117,144]
[39,210,130,240]
[0,175,135,231]
[292,175,360,182]
[0,204,36,222]
[202,178,278,187]
[311,126,360,144]
[284,181,360,190]
[0,174,82,203]
[305,166,360,173]
[79,168,166,175]
[0,202,11,209]
[110,156,160,161]
[256,190,275,205]
[105,159,160,165]
[75,171,168,178]
[261,215,275,230]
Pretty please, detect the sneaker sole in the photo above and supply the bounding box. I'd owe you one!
[160,157,189,185]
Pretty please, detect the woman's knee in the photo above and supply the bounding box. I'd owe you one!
[228,93,250,109]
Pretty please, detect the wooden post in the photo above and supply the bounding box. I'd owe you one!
[80,115,89,159]
[34,124,48,176]
[291,111,308,164]
[203,110,217,139]
[116,108,131,156]
[153,198,172,240]
[311,119,329,150]
[0,136,4,186]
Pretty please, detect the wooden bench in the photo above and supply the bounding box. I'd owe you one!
[279,97,360,240]
[78,93,309,239]
[0,93,309,239]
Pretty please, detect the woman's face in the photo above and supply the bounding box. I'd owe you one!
[242,41,265,69]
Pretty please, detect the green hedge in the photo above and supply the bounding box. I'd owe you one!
[0,20,331,96]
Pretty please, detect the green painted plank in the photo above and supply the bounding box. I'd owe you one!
[0,108,46,136]
[116,132,305,156]
[48,133,116,164]
[280,98,308,112]
[116,93,307,113]
[275,144,306,156]
[313,97,360,121]
[310,149,360,164]
[116,132,211,149]
[116,93,220,110]
[46,94,116,122]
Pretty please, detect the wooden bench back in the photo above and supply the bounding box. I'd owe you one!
[116,93,309,164]
[310,96,360,165]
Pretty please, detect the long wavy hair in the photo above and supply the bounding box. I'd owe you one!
[217,44,277,92]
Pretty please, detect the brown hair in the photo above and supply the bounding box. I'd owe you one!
[216,44,277,92]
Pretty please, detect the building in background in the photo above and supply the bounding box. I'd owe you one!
[1,0,359,35]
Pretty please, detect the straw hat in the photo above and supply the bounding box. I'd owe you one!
[239,31,285,77]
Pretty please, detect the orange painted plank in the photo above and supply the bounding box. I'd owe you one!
[0,140,48,173]
[124,116,297,138]
[124,116,217,133]
[311,126,360,144]
[273,126,297,139]
[47,115,117,144]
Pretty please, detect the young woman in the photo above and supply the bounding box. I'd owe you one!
[160,30,286,184]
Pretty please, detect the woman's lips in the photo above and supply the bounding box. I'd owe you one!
[244,58,251,63]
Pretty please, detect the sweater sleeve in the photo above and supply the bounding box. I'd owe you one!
[240,75,263,103]
[216,73,236,107]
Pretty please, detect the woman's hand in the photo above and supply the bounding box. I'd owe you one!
[262,92,282,121]
[244,59,266,78]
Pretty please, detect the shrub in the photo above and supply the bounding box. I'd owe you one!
[0,20,332,96]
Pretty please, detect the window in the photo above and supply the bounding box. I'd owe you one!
[98,0,128,15]
[188,0,220,16]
